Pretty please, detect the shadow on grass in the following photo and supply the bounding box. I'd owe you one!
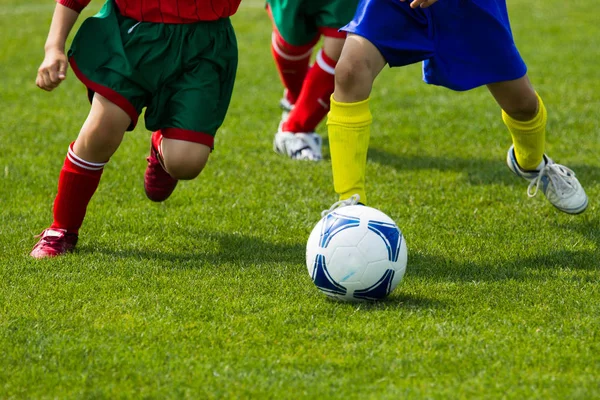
[319,141,509,185]
[78,229,306,268]
[364,147,600,187]
[369,147,512,185]
[318,143,599,200]
[78,217,598,287]
[292,136,598,189]
[409,249,598,284]
[409,216,599,283]
[325,292,444,310]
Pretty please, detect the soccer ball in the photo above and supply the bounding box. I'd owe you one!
[306,205,407,301]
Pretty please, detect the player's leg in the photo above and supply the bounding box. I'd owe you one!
[488,76,588,214]
[326,34,386,205]
[274,35,344,161]
[325,0,434,206]
[144,18,238,202]
[290,35,344,130]
[274,0,360,161]
[31,94,131,258]
[266,1,319,111]
[31,1,148,257]
[488,75,543,170]
[144,129,211,203]
[416,0,587,213]
[267,0,322,160]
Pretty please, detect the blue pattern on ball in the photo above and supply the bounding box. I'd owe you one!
[368,221,402,262]
[353,269,396,301]
[319,212,360,248]
[311,254,347,296]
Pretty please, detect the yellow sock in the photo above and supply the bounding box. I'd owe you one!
[327,96,372,204]
[502,93,547,170]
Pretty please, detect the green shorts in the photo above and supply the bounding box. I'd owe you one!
[266,0,359,46]
[68,0,238,147]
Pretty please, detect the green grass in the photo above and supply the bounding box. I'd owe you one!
[1,0,599,398]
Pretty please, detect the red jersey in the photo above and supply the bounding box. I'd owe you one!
[58,0,241,23]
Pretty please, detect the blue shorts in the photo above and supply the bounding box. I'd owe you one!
[343,0,527,91]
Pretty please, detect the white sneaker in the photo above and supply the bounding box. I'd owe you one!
[321,194,361,217]
[506,145,588,214]
[274,131,323,161]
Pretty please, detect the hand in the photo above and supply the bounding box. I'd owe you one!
[400,0,439,8]
[36,48,68,91]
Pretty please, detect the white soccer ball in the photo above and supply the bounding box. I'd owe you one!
[306,205,407,301]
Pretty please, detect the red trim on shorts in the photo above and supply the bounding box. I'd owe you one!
[161,128,215,148]
[69,57,139,129]
[266,3,320,50]
[319,27,347,39]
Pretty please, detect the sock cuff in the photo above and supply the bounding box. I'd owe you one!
[66,143,107,172]
[502,92,547,133]
[327,96,372,126]
[271,32,315,60]
[315,49,336,75]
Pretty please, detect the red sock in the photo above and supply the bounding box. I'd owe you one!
[50,143,106,234]
[282,49,336,133]
[270,30,316,104]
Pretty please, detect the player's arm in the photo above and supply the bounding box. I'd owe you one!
[36,2,88,91]
[400,0,439,8]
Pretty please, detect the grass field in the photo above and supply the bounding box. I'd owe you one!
[1,0,599,398]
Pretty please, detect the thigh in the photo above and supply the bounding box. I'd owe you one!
[74,94,130,162]
[68,0,149,130]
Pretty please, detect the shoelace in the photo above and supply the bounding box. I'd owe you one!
[34,229,65,245]
[527,162,576,198]
[321,194,361,217]
[289,134,320,160]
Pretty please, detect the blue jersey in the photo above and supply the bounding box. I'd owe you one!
[343,0,527,91]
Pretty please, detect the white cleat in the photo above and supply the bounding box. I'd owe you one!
[506,145,588,214]
[274,131,323,161]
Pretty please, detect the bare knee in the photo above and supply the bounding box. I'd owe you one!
[336,55,373,90]
[503,93,539,121]
[488,77,540,121]
[333,57,376,103]
[74,94,130,162]
[332,35,385,102]
[162,139,211,180]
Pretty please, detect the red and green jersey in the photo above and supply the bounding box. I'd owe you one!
[57,0,241,23]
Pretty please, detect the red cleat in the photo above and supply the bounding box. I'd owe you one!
[30,228,78,259]
[144,138,178,202]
